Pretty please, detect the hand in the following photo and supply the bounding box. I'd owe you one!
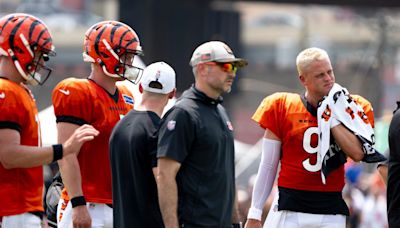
[63,124,99,156]
[244,219,262,228]
[72,205,91,228]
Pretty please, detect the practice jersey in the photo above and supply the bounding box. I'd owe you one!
[0,78,43,216]
[52,78,134,204]
[252,92,373,192]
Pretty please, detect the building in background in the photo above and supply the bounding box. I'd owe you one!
[1,2,397,226]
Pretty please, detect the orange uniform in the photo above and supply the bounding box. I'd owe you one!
[0,78,43,216]
[52,78,134,204]
[252,92,373,192]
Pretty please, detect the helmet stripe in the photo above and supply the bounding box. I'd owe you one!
[30,20,52,51]
[85,25,98,54]
[28,20,39,40]
[42,37,52,49]
[94,25,107,57]
[9,16,28,53]
[118,29,129,47]
[110,22,122,45]
[37,29,49,47]
[125,37,139,48]
[0,15,15,35]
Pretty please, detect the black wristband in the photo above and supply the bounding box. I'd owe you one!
[232,222,243,228]
[70,196,86,208]
[52,144,63,162]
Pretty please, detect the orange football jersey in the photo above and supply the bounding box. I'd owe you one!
[252,92,374,192]
[52,78,134,203]
[0,78,43,216]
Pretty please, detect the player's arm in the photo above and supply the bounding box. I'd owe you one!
[377,163,388,185]
[0,129,54,168]
[157,157,181,228]
[331,122,364,162]
[332,96,374,162]
[0,125,98,169]
[57,122,92,228]
[152,167,158,180]
[245,129,281,228]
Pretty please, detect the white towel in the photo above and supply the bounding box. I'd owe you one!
[317,83,386,184]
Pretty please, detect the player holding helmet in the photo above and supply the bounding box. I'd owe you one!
[0,13,99,228]
[53,20,143,228]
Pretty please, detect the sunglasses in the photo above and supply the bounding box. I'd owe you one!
[204,62,238,74]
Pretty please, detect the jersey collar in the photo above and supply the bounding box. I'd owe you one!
[301,93,317,117]
[189,85,223,105]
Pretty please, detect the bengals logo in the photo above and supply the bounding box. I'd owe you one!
[223,44,234,55]
[321,105,331,122]
[346,107,355,119]
[332,91,342,103]
[358,111,370,124]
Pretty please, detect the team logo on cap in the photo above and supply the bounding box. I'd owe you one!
[167,120,176,131]
[155,70,161,80]
[223,44,233,55]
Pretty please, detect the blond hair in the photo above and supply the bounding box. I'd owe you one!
[296,47,330,75]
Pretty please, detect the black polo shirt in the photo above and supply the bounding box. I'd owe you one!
[158,86,236,228]
[388,102,400,227]
[109,110,163,228]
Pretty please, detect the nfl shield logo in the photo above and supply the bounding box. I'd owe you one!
[122,94,134,105]
[167,120,176,131]
[226,121,233,131]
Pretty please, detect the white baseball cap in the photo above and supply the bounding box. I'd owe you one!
[189,41,248,67]
[141,62,176,94]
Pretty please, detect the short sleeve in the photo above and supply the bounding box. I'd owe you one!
[52,79,91,125]
[157,107,195,163]
[252,93,284,139]
[352,95,375,128]
[150,147,158,168]
[0,87,24,131]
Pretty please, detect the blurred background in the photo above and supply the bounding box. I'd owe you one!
[1,0,396,226]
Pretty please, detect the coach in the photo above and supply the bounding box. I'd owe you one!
[156,41,247,228]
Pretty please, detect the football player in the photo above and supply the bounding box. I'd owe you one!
[245,47,374,228]
[0,13,98,228]
[53,21,143,228]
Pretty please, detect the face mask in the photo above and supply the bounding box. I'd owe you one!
[26,63,52,86]
[123,65,143,84]
[25,72,41,86]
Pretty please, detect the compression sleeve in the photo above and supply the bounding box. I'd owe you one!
[247,138,281,221]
